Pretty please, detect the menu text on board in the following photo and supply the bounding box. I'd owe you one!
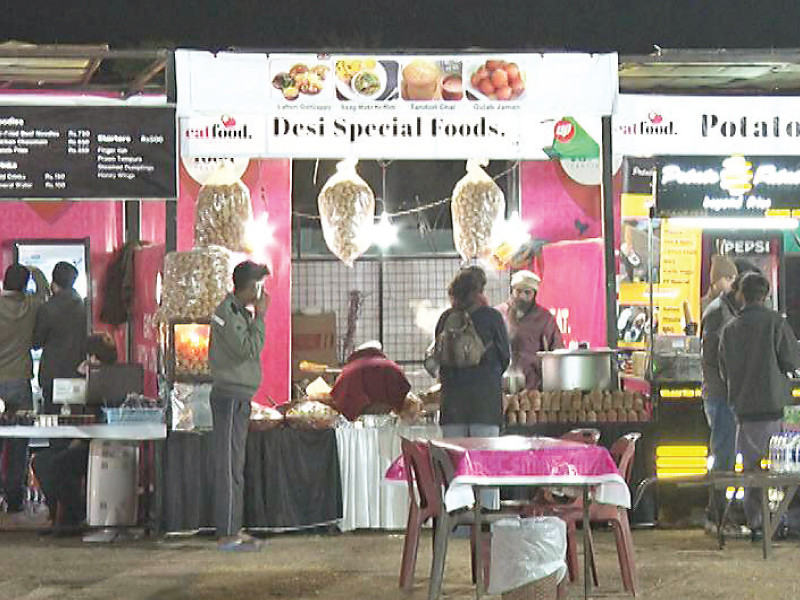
[0,106,176,200]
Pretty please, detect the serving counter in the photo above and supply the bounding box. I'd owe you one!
[163,427,342,532]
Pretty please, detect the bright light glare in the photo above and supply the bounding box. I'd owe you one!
[669,217,799,230]
[245,213,277,251]
[492,211,531,249]
[372,212,398,250]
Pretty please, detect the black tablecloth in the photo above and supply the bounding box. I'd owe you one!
[163,428,342,532]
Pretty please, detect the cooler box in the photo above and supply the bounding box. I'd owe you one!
[86,440,139,527]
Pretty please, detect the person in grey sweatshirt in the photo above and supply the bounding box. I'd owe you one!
[208,260,269,551]
[0,264,48,517]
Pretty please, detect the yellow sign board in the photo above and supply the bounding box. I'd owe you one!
[658,219,702,334]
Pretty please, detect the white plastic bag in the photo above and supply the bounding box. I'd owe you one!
[488,516,568,595]
[317,159,375,267]
[170,383,213,432]
[451,159,505,261]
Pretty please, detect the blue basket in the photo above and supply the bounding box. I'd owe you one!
[102,407,164,424]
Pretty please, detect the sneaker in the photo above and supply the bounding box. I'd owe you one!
[217,534,264,552]
[721,524,750,539]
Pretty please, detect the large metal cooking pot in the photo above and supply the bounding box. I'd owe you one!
[537,348,617,391]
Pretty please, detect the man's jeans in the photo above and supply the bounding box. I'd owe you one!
[0,379,32,512]
[704,397,737,473]
[737,419,782,531]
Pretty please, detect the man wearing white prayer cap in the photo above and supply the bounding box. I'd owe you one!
[496,270,564,390]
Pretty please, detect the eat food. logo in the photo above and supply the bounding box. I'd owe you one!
[554,120,575,143]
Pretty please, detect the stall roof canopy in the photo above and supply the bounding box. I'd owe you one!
[0,41,168,98]
[620,48,800,95]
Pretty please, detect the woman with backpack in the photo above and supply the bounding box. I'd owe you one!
[434,266,510,506]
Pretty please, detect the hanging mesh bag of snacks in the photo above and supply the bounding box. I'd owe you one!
[451,159,506,261]
[194,162,254,253]
[158,246,233,321]
[317,159,375,267]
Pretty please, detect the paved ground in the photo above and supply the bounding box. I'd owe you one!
[0,527,798,599]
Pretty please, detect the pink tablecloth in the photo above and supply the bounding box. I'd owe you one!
[386,435,631,511]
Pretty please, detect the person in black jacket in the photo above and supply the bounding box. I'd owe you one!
[701,269,744,528]
[32,332,118,535]
[33,262,88,415]
[435,266,510,507]
[720,272,800,536]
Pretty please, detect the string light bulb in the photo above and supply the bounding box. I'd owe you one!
[372,211,399,250]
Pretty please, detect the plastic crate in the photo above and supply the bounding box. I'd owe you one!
[102,407,164,425]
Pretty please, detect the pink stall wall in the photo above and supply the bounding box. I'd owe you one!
[178,159,292,405]
[0,201,124,349]
[535,239,608,348]
[520,160,621,347]
[140,201,167,245]
[520,160,621,247]
[131,243,165,397]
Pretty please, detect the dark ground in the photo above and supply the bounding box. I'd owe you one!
[0,527,798,599]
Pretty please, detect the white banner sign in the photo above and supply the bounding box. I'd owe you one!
[180,113,267,157]
[615,94,800,156]
[176,50,617,159]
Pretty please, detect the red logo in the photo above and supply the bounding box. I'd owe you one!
[221,115,237,128]
[554,120,575,143]
[648,111,663,124]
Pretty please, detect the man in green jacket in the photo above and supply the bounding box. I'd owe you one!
[0,264,48,521]
[209,260,269,551]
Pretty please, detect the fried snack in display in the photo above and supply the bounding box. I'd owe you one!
[286,400,340,430]
[194,164,253,253]
[159,246,232,321]
[451,159,505,261]
[317,159,375,266]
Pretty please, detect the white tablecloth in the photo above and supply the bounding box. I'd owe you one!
[335,424,440,532]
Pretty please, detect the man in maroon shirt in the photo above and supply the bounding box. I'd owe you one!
[496,270,564,390]
[330,342,410,421]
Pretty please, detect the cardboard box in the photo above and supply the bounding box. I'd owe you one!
[291,312,338,381]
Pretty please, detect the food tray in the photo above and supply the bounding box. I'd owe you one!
[103,407,164,425]
[249,419,285,432]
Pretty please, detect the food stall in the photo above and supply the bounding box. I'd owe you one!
[614,91,800,519]
[167,48,621,532]
[0,45,177,531]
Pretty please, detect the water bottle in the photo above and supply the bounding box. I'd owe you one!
[770,435,780,472]
[775,434,787,473]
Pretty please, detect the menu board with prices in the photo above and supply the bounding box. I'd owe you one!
[0,105,176,199]
[658,219,701,335]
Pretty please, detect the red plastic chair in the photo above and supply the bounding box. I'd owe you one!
[561,432,640,595]
[528,432,640,595]
[398,437,441,591]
